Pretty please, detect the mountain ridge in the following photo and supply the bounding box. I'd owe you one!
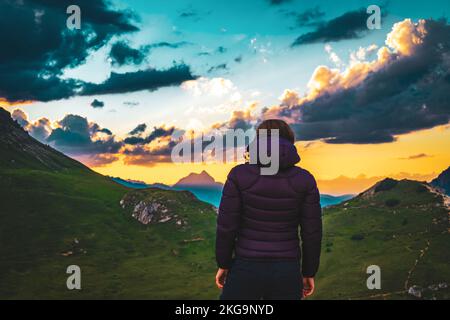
[0,107,88,171]
[174,170,223,188]
[431,166,450,195]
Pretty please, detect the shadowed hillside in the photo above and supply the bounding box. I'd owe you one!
[314,178,450,300]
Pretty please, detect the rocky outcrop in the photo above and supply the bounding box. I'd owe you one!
[120,190,188,226]
[407,282,448,299]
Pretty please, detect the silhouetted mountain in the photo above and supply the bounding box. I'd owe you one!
[174,170,223,188]
[431,166,450,195]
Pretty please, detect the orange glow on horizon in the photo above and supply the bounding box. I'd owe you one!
[87,125,449,195]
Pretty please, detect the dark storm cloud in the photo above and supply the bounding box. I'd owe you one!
[0,0,139,102]
[0,1,197,103]
[46,114,123,155]
[109,41,146,66]
[121,124,186,165]
[109,41,190,66]
[268,19,450,144]
[98,128,112,135]
[124,126,176,145]
[129,123,147,135]
[123,136,145,145]
[90,99,105,108]
[81,64,196,96]
[291,8,374,46]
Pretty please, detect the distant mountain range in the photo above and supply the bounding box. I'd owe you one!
[112,171,354,207]
[111,177,171,190]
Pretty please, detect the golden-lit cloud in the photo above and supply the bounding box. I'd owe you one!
[262,18,450,144]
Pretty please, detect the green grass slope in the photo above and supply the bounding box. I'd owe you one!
[314,179,450,300]
[0,108,218,299]
[0,168,218,299]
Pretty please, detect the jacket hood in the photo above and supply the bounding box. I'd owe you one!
[248,136,300,169]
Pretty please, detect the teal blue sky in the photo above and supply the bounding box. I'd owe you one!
[13,0,448,137]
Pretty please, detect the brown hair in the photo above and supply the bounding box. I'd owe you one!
[257,119,295,144]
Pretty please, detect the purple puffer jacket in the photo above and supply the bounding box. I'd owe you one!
[215,138,322,277]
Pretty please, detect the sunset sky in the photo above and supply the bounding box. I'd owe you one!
[1,0,449,195]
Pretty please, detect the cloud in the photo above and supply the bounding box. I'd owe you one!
[295,7,325,27]
[0,0,139,103]
[90,99,105,108]
[122,132,180,167]
[216,46,227,54]
[12,109,189,167]
[279,89,300,108]
[399,153,433,160]
[81,64,196,96]
[207,63,228,74]
[12,108,52,142]
[264,19,450,144]
[291,8,375,46]
[182,77,237,97]
[147,41,191,50]
[0,2,197,103]
[46,114,122,156]
[283,6,325,28]
[123,101,140,107]
[178,7,211,21]
[11,109,30,127]
[108,41,189,67]
[268,0,292,5]
[124,125,176,145]
[212,103,257,130]
[81,154,120,167]
[109,41,146,66]
[129,123,147,135]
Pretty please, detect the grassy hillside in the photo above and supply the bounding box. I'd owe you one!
[0,168,218,299]
[0,109,219,299]
[314,179,450,300]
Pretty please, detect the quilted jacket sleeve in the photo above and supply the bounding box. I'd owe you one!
[299,173,323,277]
[215,168,242,269]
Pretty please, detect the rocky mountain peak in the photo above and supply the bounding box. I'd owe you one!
[174,170,220,187]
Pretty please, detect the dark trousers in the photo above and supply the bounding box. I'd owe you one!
[220,258,303,300]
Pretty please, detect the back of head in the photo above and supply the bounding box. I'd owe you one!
[257,119,295,144]
[249,119,299,170]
